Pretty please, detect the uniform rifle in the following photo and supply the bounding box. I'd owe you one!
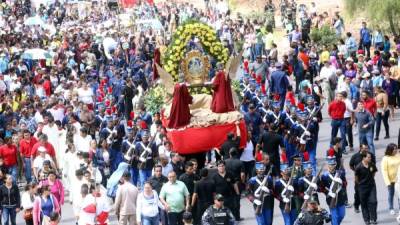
[254,167,273,215]
[282,166,296,212]
[137,131,159,169]
[301,164,325,210]
[123,132,140,166]
[328,164,343,208]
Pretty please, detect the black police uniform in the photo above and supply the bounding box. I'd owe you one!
[294,208,331,225]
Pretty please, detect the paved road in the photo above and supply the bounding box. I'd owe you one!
[14,108,400,225]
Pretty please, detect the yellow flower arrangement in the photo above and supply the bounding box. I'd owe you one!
[163,20,229,83]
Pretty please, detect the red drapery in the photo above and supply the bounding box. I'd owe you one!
[211,71,235,113]
[162,119,247,154]
[167,84,193,129]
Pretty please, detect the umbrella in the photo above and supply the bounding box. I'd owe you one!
[24,16,45,26]
[22,49,53,60]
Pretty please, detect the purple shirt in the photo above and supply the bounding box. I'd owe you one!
[382,78,396,96]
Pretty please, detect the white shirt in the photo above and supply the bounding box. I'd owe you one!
[21,191,34,210]
[77,88,94,104]
[162,163,173,177]
[33,154,53,170]
[240,141,255,162]
[48,107,65,122]
[136,191,162,222]
[74,134,92,152]
[344,98,354,118]
[320,66,336,82]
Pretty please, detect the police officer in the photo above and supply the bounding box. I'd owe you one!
[275,163,297,225]
[319,156,347,225]
[248,162,274,225]
[294,198,331,225]
[355,152,378,225]
[201,194,236,225]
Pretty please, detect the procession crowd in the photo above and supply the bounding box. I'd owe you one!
[0,0,400,225]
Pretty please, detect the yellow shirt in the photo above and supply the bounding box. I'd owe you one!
[381,155,400,185]
[320,51,330,64]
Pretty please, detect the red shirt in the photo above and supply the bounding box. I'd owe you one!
[328,100,346,120]
[31,142,56,159]
[19,137,38,158]
[0,144,18,167]
[362,98,377,116]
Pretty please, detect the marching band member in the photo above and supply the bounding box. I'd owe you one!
[135,131,158,190]
[298,161,320,205]
[121,125,139,186]
[275,163,297,225]
[319,156,347,225]
[247,162,274,225]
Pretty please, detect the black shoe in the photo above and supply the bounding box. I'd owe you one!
[355,208,360,213]
[384,135,390,139]
[236,218,244,221]
[374,137,379,141]
[370,221,377,225]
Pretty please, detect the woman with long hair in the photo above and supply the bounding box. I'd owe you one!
[32,185,60,225]
[136,181,162,225]
[381,143,400,215]
[39,170,65,208]
[21,183,38,225]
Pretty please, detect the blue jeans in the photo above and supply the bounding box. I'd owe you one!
[388,183,400,210]
[139,169,152,190]
[358,131,375,154]
[7,166,17,184]
[130,167,139,186]
[256,208,273,225]
[2,207,16,225]
[280,208,297,225]
[331,119,346,150]
[254,43,264,57]
[308,144,317,175]
[23,158,32,183]
[330,205,346,225]
[142,214,159,225]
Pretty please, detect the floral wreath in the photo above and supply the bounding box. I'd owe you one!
[163,20,229,82]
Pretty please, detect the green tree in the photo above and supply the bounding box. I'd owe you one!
[310,25,339,48]
[345,0,400,35]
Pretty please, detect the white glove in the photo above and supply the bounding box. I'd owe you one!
[254,192,261,198]
[124,155,131,161]
[253,199,262,206]
[145,147,152,153]
[283,197,290,203]
[287,185,294,192]
[261,186,270,193]
[312,117,318,122]
[328,192,336,198]
[304,194,310,200]
[300,138,306,144]
[139,157,146,163]
[262,116,267,123]
[310,183,317,189]
[333,178,342,184]
[305,131,311,136]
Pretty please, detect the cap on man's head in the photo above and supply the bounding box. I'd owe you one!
[214,194,224,201]
[327,156,337,165]
[255,162,265,171]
